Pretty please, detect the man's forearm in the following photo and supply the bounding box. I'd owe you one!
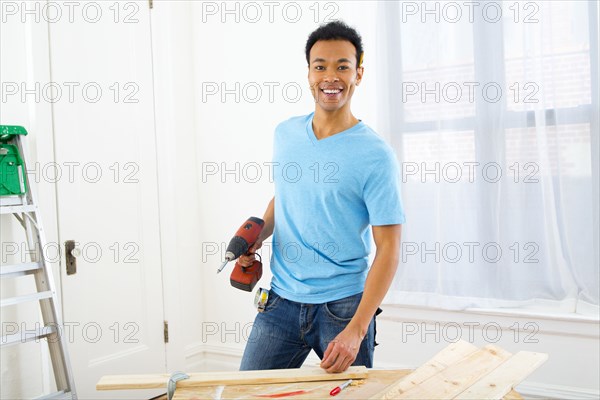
[347,250,398,337]
[347,226,401,338]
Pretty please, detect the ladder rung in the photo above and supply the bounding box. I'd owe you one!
[0,195,24,206]
[36,390,74,399]
[1,325,57,347]
[0,204,37,214]
[1,262,42,277]
[1,291,54,307]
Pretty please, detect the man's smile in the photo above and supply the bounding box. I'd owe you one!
[320,86,344,97]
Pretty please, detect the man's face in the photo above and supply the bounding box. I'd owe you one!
[308,40,363,113]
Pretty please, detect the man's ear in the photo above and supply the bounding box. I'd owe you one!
[356,66,364,86]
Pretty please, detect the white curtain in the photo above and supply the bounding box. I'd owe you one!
[373,0,599,313]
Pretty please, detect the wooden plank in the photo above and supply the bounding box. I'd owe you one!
[175,370,411,400]
[395,345,513,399]
[454,351,548,399]
[96,366,368,390]
[171,370,524,400]
[369,340,479,399]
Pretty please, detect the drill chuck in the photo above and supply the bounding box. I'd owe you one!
[225,237,250,260]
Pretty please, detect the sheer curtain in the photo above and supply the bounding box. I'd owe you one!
[373,0,599,314]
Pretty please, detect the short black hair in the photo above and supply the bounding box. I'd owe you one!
[305,20,364,68]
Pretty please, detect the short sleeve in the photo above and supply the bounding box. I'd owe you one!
[363,149,406,226]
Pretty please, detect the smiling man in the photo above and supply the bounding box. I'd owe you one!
[238,20,405,373]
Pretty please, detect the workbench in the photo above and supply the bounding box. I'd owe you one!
[100,342,543,399]
[170,369,523,399]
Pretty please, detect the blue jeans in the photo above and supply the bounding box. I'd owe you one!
[240,291,376,370]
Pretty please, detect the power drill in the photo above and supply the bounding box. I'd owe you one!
[217,217,264,292]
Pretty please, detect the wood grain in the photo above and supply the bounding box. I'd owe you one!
[369,340,479,399]
[171,369,523,400]
[96,366,367,390]
[394,345,513,399]
[454,351,548,399]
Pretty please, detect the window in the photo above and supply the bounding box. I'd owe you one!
[376,0,598,313]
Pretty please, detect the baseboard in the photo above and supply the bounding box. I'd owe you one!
[186,343,599,400]
[515,382,600,400]
[185,342,242,371]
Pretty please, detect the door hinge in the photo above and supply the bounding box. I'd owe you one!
[149,0,153,9]
[163,320,169,343]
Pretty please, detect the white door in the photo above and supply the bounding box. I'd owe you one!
[49,1,166,398]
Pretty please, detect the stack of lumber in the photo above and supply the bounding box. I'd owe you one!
[368,340,547,399]
[97,340,547,399]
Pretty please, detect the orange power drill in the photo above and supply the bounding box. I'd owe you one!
[217,217,264,292]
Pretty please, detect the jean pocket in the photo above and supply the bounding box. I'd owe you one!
[323,292,363,322]
[262,290,282,313]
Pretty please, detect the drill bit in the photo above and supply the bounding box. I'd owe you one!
[217,260,228,274]
[217,251,236,274]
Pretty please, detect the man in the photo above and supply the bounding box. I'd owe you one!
[239,20,405,373]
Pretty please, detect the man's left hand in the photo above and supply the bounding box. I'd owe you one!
[320,325,364,373]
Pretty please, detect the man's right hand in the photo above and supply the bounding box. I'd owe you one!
[238,196,274,267]
[238,241,263,267]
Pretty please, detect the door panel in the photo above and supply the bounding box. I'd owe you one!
[49,1,165,398]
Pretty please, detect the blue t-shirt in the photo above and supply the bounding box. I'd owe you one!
[270,112,406,303]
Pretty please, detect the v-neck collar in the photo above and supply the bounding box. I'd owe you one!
[305,112,363,145]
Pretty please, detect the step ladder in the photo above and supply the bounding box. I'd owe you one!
[0,125,77,399]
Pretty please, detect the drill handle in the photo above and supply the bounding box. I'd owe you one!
[241,252,261,269]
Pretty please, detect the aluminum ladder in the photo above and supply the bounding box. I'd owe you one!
[0,125,77,399]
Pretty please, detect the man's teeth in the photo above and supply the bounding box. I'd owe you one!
[323,89,341,94]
